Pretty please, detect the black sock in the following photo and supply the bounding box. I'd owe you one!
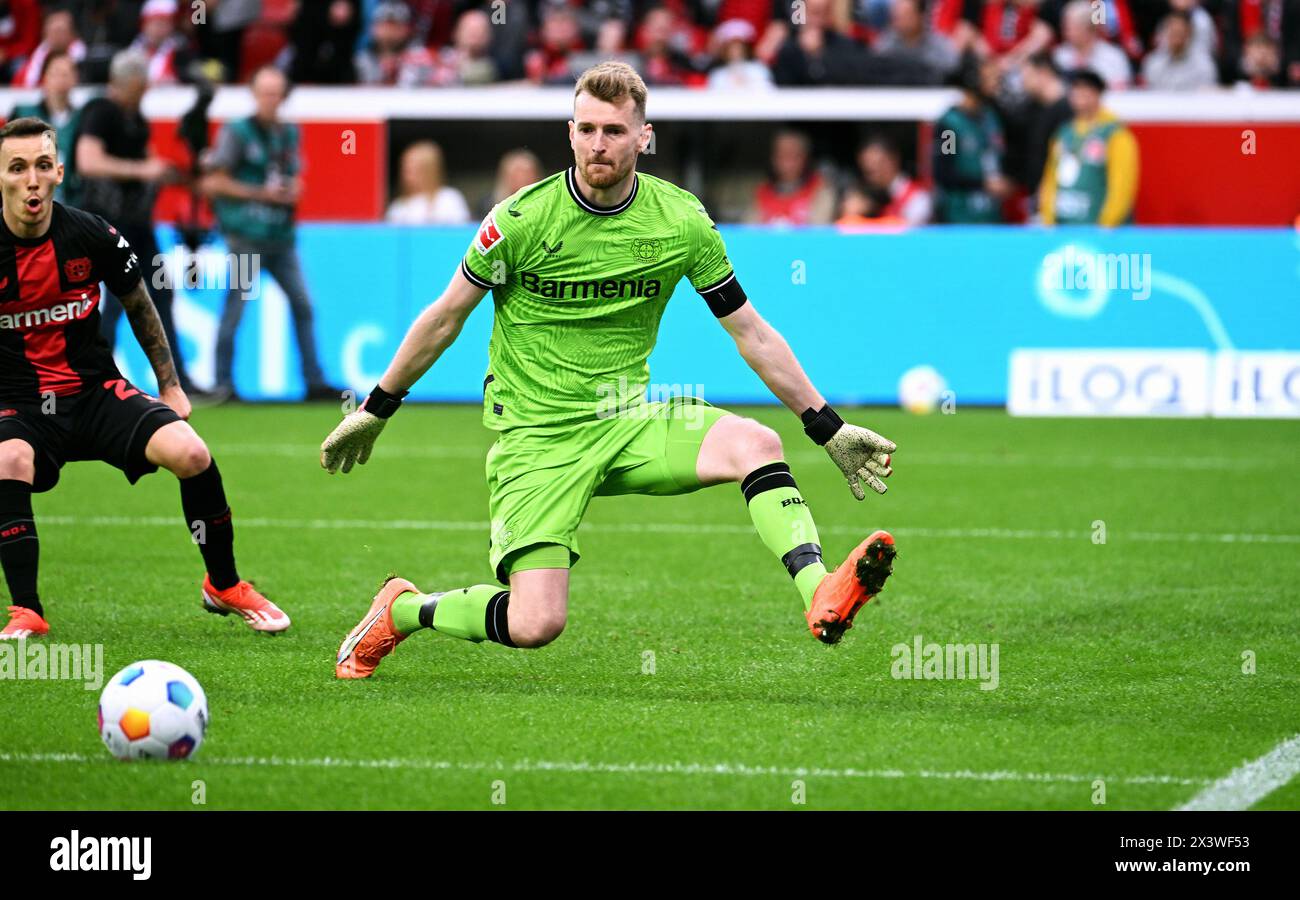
[483,591,516,647]
[0,479,40,616]
[180,459,239,591]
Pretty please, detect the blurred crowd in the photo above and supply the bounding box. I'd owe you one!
[0,0,1294,90]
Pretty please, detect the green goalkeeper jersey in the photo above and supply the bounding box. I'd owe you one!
[460,166,744,431]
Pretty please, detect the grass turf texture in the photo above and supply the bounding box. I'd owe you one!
[1,404,1297,810]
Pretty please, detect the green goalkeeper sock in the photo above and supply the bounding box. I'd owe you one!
[390,584,515,645]
[741,461,827,611]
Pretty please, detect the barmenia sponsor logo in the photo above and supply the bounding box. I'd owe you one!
[0,297,97,330]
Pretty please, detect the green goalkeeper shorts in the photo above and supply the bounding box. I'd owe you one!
[485,397,730,583]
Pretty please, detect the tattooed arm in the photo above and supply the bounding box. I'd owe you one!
[118,281,190,419]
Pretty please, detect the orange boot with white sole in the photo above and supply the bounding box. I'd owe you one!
[0,605,49,639]
[202,575,291,633]
[335,575,419,679]
[806,530,896,644]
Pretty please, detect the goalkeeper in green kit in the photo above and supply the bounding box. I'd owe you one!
[322,62,898,678]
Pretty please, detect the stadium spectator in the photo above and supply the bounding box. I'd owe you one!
[11,8,86,88]
[1052,0,1132,88]
[932,56,1010,223]
[0,0,41,82]
[1237,31,1284,86]
[568,17,641,76]
[1094,0,1144,61]
[857,134,932,224]
[128,0,193,86]
[67,0,145,84]
[748,129,835,225]
[637,5,699,85]
[834,181,903,225]
[573,0,637,48]
[207,0,260,82]
[482,0,534,81]
[771,0,870,85]
[429,8,499,85]
[1167,0,1219,59]
[202,65,339,402]
[940,0,1054,71]
[706,18,775,89]
[476,147,543,217]
[285,0,361,85]
[386,140,472,224]
[872,0,961,85]
[355,1,438,86]
[1038,68,1139,226]
[525,3,585,84]
[76,49,198,393]
[407,0,469,51]
[9,51,80,204]
[1018,51,1072,199]
[1223,0,1300,87]
[1141,10,1217,89]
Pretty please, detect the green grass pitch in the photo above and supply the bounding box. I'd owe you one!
[1,403,1297,810]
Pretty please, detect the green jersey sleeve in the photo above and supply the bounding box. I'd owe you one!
[686,201,747,317]
[460,203,518,290]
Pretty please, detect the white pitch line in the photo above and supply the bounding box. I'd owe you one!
[0,751,1208,787]
[214,443,1287,472]
[1176,733,1300,811]
[38,515,1300,544]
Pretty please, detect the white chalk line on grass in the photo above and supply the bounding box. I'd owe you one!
[216,443,1285,472]
[0,752,1208,787]
[39,515,1300,545]
[1176,733,1300,811]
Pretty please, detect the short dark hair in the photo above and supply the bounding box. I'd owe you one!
[39,49,74,82]
[1024,51,1060,77]
[0,116,58,152]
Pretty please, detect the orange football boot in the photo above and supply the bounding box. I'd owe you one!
[202,576,291,633]
[335,575,420,679]
[806,530,896,644]
[0,605,49,639]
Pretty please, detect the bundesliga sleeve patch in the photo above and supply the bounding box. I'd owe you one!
[474,211,504,256]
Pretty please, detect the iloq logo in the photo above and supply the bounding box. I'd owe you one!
[1009,349,1210,417]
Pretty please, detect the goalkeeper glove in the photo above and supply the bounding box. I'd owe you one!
[320,385,407,474]
[802,404,896,500]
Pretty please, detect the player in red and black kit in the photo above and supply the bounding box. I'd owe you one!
[0,116,291,639]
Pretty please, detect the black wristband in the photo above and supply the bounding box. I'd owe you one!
[363,384,408,419]
[801,404,843,446]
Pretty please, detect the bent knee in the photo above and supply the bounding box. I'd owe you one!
[508,610,566,648]
[737,420,784,471]
[0,439,36,482]
[167,438,212,479]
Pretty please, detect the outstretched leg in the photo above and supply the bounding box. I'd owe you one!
[695,414,895,644]
[336,551,569,678]
[695,415,829,607]
[145,421,290,632]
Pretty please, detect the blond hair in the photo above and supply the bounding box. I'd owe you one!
[573,61,647,122]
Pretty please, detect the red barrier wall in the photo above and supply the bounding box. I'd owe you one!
[1129,123,1300,226]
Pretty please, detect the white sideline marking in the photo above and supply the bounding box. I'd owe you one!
[39,515,1300,544]
[1176,733,1300,811]
[0,751,1208,787]
[219,443,1286,472]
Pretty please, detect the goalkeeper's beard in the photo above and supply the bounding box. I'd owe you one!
[579,155,634,190]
